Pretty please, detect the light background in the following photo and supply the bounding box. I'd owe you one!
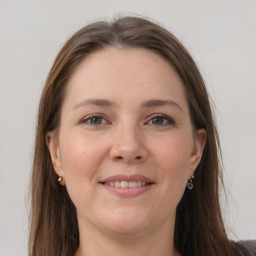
[0,0,255,255]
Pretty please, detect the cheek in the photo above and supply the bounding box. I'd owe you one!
[152,133,193,199]
[155,133,192,172]
[58,132,109,209]
[59,132,108,187]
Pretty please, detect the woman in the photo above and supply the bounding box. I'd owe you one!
[29,16,256,256]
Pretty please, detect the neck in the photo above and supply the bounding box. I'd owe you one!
[75,215,181,256]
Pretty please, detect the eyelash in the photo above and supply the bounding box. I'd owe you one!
[80,114,175,126]
[147,114,175,126]
[80,114,109,126]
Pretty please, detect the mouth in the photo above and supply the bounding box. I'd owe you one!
[101,180,153,188]
[100,175,155,197]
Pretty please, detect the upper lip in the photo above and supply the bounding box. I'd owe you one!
[101,174,154,183]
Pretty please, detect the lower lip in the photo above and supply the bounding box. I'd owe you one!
[101,183,154,197]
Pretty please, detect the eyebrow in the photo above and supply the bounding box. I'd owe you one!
[141,99,183,111]
[73,99,114,110]
[73,98,182,111]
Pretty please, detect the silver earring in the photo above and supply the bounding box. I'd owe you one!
[186,174,194,190]
[58,176,63,183]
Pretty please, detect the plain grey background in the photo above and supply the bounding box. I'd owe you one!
[0,1,255,255]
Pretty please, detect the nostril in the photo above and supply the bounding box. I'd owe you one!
[114,155,143,162]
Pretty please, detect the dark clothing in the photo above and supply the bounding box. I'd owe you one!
[233,240,256,256]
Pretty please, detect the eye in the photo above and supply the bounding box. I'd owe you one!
[147,115,175,126]
[81,115,109,126]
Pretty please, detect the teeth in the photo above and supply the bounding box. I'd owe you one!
[121,181,128,188]
[114,181,121,187]
[105,181,149,188]
[129,181,136,188]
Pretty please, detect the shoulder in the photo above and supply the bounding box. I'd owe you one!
[232,240,256,256]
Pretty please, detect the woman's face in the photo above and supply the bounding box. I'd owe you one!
[47,47,205,237]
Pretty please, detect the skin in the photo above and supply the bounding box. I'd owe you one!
[47,47,206,256]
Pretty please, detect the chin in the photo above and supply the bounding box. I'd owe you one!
[99,207,154,236]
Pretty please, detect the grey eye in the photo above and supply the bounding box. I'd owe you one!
[152,117,166,125]
[82,115,108,125]
[88,117,104,125]
[148,115,175,126]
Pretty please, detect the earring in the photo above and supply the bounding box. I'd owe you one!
[186,174,194,190]
[58,176,63,183]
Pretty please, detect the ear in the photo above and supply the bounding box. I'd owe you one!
[46,131,63,178]
[188,128,206,178]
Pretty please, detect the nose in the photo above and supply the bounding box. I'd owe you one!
[109,124,148,163]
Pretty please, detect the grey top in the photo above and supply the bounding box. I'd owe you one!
[233,240,256,256]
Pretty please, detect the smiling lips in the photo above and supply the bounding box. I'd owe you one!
[103,180,148,188]
[100,174,155,197]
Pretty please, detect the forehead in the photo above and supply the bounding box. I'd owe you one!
[64,47,188,110]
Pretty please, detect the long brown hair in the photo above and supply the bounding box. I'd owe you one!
[29,16,234,256]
